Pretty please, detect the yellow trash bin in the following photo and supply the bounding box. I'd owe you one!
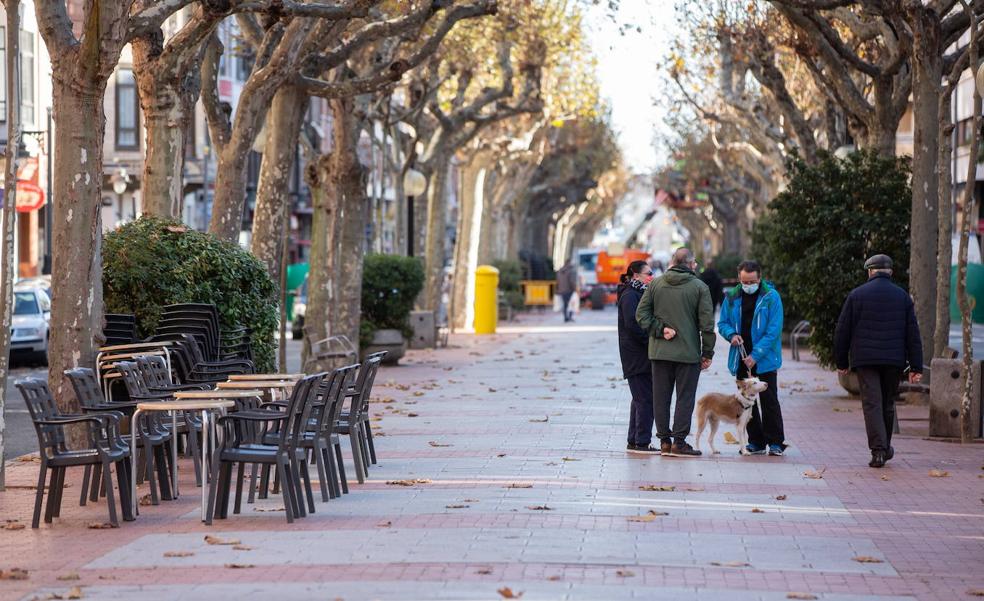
[474,265,499,334]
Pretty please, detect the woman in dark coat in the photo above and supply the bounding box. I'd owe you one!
[617,260,657,453]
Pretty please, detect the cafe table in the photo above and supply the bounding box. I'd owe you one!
[216,379,295,402]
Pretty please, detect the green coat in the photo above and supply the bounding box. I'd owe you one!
[635,266,716,363]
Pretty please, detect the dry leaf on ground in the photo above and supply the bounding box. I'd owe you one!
[775,495,787,501]
[204,535,241,546]
[710,561,750,568]
[163,551,194,558]
[86,522,114,529]
[832,407,852,413]
[628,510,668,522]
[3,520,26,530]
[428,441,452,447]
[723,432,739,444]
[639,485,675,492]
[253,506,285,512]
[529,416,549,423]
[139,494,153,507]
[685,487,705,492]
[232,545,254,551]
[377,521,392,528]
[526,505,552,511]
[852,556,884,563]
[929,469,949,478]
[475,568,493,575]
[547,575,561,581]
[615,570,635,577]
[446,504,470,509]
[0,568,29,581]
[786,594,818,600]
[561,457,579,462]
[224,563,255,569]
[497,587,524,599]
[880,475,891,481]
[966,589,984,596]
[56,573,80,581]
[751,508,765,513]
[407,413,420,418]
[386,479,431,486]
[506,483,533,489]
[803,468,826,480]
[496,453,507,458]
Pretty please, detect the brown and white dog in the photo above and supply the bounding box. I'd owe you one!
[694,377,769,455]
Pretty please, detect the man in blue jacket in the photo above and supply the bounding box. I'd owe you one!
[717,260,786,456]
[834,254,923,468]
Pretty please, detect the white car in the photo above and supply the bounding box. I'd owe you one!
[11,285,50,364]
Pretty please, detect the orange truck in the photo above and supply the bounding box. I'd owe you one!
[583,245,651,308]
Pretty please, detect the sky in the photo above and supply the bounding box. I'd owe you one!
[583,1,681,175]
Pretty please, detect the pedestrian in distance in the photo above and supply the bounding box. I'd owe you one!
[699,260,724,315]
[556,259,578,323]
[617,260,658,454]
[833,254,923,468]
[636,247,716,457]
[717,260,786,456]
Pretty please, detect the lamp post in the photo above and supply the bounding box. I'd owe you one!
[111,168,130,224]
[403,168,426,257]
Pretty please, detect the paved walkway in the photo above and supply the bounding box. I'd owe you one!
[1,310,981,601]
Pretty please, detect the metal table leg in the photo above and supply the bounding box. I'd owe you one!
[130,409,143,517]
[201,409,209,522]
[171,410,179,498]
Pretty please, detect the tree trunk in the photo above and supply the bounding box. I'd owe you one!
[0,1,20,486]
[251,84,307,284]
[422,156,451,311]
[450,159,483,330]
[303,155,337,366]
[208,143,253,243]
[48,83,108,415]
[328,98,368,349]
[909,13,942,372]
[934,83,955,358]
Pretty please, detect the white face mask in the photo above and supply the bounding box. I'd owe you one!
[741,283,760,295]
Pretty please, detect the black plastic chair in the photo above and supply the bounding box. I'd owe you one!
[296,365,357,502]
[338,352,386,471]
[16,378,133,528]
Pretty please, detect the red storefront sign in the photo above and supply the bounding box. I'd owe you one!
[15,157,44,212]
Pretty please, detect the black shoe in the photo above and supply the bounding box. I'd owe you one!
[627,444,660,455]
[869,451,886,468]
[659,440,672,455]
[885,446,894,462]
[668,441,702,457]
[626,443,637,452]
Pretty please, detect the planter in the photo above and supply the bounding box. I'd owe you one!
[837,370,860,397]
[362,328,406,365]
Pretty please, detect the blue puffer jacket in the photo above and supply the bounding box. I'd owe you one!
[717,282,784,376]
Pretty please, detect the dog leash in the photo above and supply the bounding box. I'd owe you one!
[737,343,764,422]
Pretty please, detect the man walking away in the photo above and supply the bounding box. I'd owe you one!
[699,260,724,314]
[556,260,577,322]
[636,248,716,457]
[834,254,923,468]
[717,260,786,456]
[617,260,657,453]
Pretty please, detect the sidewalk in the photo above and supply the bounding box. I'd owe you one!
[0,309,981,601]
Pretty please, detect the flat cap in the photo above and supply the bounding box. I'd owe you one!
[864,254,893,270]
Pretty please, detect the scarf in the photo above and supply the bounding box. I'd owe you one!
[630,278,648,293]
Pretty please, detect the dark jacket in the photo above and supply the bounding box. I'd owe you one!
[617,282,650,378]
[636,266,716,363]
[556,264,577,295]
[699,268,724,308]
[833,273,923,372]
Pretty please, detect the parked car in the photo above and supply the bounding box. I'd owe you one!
[291,276,308,340]
[11,284,51,365]
[16,275,51,300]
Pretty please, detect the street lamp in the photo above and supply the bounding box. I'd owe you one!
[403,168,427,257]
[110,168,131,223]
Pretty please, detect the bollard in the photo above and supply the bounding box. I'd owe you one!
[474,265,499,334]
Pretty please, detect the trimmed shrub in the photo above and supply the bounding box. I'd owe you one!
[492,259,526,312]
[752,150,911,368]
[361,254,425,348]
[103,216,278,371]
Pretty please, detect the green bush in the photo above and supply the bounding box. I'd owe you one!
[752,150,911,368]
[711,254,743,280]
[492,259,526,312]
[103,216,278,371]
[361,254,425,348]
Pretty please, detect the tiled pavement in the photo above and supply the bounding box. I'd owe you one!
[1,310,982,601]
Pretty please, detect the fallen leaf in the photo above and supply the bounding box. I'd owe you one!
[628,510,668,522]
[561,457,579,462]
[3,521,26,531]
[497,587,523,599]
[0,568,29,580]
[463,498,480,503]
[163,551,195,558]
[17,455,41,462]
[476,568,493,575]
[786,594,818,600]
[751,508,765,513]
[428,441,452,447]
[852,556,884,564]
[775,495,787,501]
[966,589,984,597]
[506,483,533,489]
[803,468,826,480]
[412,392,424,397]
[445,504,469,509]
[377,521,392,528]
[496,453,507,458]
[407,413,420,418]
[615,569,635,577]
[56,573,80,581]
[204,535,241,546]
[639,485,675,492]
[547,575,561,581]
[253,506,285,512]
[47,586,84,600]
[880,475,891,481]
[224,563,255,569]
[488,388,497,393]
[526,505,552,511]
[710,561,750,568]
[685,487,705,492]
[86,522,114,529]
[929,469,949,478]
[723,432,739,444]
[139,494,153,507]
[833,407,852,413]
[232,545,254,551]
[386,479,431,486]
[529,416,549,423]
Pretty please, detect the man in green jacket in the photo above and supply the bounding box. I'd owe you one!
[636,248,716,457]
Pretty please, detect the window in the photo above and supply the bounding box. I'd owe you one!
[0,26,6,119]
[14,291,39,316]
[236,50,254,81]
[115,68,140,149]
[19,29,33,124]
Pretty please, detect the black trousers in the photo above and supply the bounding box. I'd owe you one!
[560,292,574,321]
[737,364,784,447]
[856,366,901,452]
[627,372,655,446]
[651,360,701,444]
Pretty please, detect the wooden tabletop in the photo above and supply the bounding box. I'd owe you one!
[217,381,293,390]
[136,400,236,411]
[228,374,304,381]
[99,341,173,352]
[173,390,263,399]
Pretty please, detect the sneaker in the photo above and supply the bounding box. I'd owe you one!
[626,443,637,452]
[869,450,886,468]
[668,441,702,457]
[767,444,784,456]
[885,446,894,462]
[744,444,766,455]
[659,440,672,455]
[627,444,660,455]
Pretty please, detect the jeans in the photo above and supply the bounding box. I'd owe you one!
[651,360,701,444]
[626,372,654,446]
[560,292,574,321]
[856,366,901,452]
[737,365,784,447]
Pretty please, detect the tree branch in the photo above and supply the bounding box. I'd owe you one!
[201,34,231,150]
